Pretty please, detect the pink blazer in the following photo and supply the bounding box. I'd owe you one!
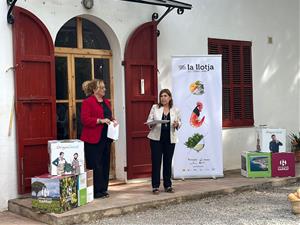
[80,95,112,144]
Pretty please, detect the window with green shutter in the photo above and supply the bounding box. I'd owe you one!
[208,38,254,128]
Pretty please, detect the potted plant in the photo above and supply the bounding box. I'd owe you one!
[289,132,300,162]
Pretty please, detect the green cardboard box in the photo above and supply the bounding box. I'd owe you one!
[77,172,87,206]
[78,188,87,206]
[241,151,271,178]
[77,170,94,206]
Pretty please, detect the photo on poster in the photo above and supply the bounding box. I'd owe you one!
[249,156,269,171]
[48,140,85,176]
[259,128,286,153]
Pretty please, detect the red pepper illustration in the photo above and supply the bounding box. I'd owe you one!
[190,102,205,128]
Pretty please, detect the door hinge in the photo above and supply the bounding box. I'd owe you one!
[124,166,127,172]
[21,157,24,192]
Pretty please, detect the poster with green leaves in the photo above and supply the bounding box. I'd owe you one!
[31,174,78,213]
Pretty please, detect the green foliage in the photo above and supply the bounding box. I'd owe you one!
[31,181,46,197]
[289,132,300,151]
[184,133,204,149]
[60,177,78,211]
[32,199,62,213]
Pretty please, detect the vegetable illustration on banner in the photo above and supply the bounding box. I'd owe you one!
[184,133,205,152]
[189,80,204,95]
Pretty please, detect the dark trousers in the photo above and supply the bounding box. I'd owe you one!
[84,136,111,194]
[150,140,175,189]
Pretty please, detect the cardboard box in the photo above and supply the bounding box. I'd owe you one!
[78,187,88,206]
[31,174,77,213]
[87,170,93,187]
[256,128,286,153]
[77,170,94,206]
[87,170,94,203]
[77,172,87,189]
[48,139,85,176]
[87,186,94,203]
[77,172,87,206]
[271,153,295,177]
[241,151,272,178]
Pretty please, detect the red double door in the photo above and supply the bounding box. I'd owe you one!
[13,7,158,193]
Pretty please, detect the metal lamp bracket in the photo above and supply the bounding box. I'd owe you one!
[7,0,18,24]
[152,7,185,25]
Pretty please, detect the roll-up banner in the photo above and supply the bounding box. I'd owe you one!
[172,55,223,179]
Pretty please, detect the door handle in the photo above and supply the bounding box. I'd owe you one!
[140,79,145,95]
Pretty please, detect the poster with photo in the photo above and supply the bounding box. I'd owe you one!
[172,55,223,179]
[48,139,85,176]
[258,128,286,153]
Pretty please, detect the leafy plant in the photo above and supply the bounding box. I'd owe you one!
[289,132,300,152]
[184,133,204,149]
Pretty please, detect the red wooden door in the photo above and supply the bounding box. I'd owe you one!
[124,21,158,179]
[13,7,56,193]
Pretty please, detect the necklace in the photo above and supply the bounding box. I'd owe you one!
[163,113,168,127]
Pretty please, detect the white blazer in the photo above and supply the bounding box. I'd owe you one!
[147,104,182,144]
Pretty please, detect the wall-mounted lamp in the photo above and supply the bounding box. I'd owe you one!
[82,0,94,9]
[7,0,14,5]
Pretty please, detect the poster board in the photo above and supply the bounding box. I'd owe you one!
[172,55,223,179]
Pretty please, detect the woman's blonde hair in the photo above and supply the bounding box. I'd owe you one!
[82,79,104,96]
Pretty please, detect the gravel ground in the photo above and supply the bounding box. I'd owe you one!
[79,182,300,225]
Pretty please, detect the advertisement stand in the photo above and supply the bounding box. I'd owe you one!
[172,55,223,179]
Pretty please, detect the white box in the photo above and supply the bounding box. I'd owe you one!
[87,186,94,203]
[257,128,286,153]
[77,170,93,206]
[48,139,85,176]
[77,172,87,190]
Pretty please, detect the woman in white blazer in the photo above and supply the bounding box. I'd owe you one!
[146,89,181,194]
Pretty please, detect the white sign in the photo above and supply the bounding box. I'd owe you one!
[48,139,85,176]
[257,128,286,153]
[172,55,223,179]
[107,123,119,141]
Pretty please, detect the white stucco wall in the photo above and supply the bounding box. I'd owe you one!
[156,0,300,170]
[0,2,18,212]
[0,0,299,210]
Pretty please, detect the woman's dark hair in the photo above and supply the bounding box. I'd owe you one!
[82,79,104,96]
[59,152,64,156]
[158,89,173,108]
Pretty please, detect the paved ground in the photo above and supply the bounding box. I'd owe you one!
[80,182,300,225]
[0,211,45,225]
[3,165,300,225]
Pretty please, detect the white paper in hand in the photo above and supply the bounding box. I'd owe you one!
[107,123,119,141]
[144,120,170,125]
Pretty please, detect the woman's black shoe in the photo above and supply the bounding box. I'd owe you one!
[164,187,175,193]
[152,188,159,195]
[94,192,109,199]
[103,192,110,198]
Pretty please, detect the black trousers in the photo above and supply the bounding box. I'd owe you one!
[150,139,175,189]
[84,135,111,194]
